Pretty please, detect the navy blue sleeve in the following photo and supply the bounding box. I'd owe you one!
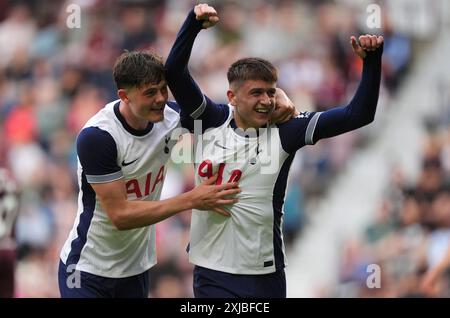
[277,111,319,154]
[165,9,229,131]
[313,46,383,142]
[279,45,383,153]
[77,127,123,183]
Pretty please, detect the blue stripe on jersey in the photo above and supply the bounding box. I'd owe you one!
[66,172,96,266]
[272,153,296,270]
[167,101,181,113]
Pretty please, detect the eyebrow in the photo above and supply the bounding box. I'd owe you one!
[249,88,276,94]
[143,88,157,95]
[143,83,167,95]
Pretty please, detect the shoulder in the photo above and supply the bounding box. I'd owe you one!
[276,111,316,130]
[76,127,121,176]
[77,126,117,152]
[275,111,321,152]
[83,100,120,130]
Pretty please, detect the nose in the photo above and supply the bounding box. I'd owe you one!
[260,92,273,107]
[155,89,167,103]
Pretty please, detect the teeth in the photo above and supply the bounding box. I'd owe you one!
[255,109,269,113]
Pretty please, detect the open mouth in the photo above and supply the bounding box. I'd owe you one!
[254,108,270,114]
[150,105,165,112]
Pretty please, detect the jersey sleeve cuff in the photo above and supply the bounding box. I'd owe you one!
[305,112,322,145]
[86,171,123,184]
[190,95,207,119]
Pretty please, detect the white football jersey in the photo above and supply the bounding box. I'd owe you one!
[60,100,180,278]
[189,105,319,274]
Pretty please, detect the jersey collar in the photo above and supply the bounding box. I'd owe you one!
[229,118,266,138]
[114,102,154,136]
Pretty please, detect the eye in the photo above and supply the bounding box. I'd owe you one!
[145,90,156,97]
[267,89,276,98]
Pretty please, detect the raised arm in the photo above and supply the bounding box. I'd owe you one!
[166,5,229,131]
[278,35,384,153]
[312,35,384,143]
[165,8,205,114]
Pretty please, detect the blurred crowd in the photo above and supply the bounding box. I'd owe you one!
[329,78,450,297]
[0,0,416,297]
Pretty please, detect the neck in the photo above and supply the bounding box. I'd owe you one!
[233,113,250,130]
[119,101,148,130]
[233,112,266,131]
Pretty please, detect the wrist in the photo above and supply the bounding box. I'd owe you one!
[181,190,196,210]
[188,8,204,32]
[364,44,384,61]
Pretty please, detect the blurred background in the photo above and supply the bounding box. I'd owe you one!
[1,0,450,297]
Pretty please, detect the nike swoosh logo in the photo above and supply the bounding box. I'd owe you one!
[121,158,139,167]
[214,140,228,150]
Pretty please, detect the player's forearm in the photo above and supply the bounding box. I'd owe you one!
[110,193,194,230]
[165,9,204,112]
[344,45,383,125]
[166,9,202,75]
[313,46,383,141]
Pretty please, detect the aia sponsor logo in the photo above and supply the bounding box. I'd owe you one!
[125,165,165,198]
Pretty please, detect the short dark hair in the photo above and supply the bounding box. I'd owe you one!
[227,57,278,85]
[113,51,165,90]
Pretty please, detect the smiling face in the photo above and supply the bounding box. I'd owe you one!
[119,80,168,124]
[114,51,167,128]
[227,80,276,129]
[226,57,278,130]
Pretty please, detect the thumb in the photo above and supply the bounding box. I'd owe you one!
[350,36,359,52]
[350,36,366,59]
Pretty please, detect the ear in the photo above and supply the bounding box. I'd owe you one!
[118,89,129,103]
[227,89,237,106]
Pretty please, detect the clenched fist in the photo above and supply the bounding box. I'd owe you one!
[350,35,384,59]
[194,3,219,29]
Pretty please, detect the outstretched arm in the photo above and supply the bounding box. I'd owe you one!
[77,127,239,231]
[92,175,238,230]
[312,35,384,143]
